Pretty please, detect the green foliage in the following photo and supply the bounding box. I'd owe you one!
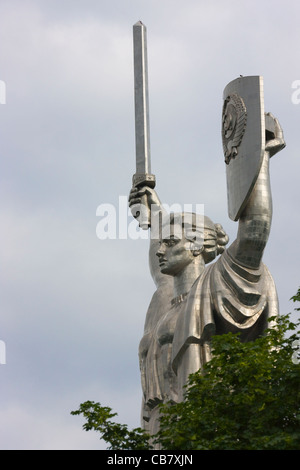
[72,289,300,450]
[156,313,300,450]
[291,287,300,311]
[71,401,151,450]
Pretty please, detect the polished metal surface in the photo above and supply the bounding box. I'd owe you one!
[129,67,286,443]
[133,21,151,176]
[132,22,156,229]
[222,76,265,221]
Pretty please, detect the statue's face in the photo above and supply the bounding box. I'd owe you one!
[156,231,194,276]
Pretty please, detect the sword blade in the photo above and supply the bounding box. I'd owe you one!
[133,21,151,175]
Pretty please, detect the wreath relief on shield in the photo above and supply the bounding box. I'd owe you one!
[222,93,247,165]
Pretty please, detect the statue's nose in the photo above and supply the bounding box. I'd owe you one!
[156,244,166,257]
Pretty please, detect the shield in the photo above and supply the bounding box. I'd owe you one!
[222,76,265,221]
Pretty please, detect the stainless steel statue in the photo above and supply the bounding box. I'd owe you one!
[129,22,286,438]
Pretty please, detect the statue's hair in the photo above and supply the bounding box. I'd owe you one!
[202,221,229,264]
[167,212,229,265]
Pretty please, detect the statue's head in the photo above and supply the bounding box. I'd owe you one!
[155,212,229,276]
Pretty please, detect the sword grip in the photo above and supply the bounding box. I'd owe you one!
[137,193,151,230]
[132,173,156,230]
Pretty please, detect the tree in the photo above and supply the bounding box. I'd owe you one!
[71,291,300,450]
[157,313,300,450]
[70,401,151,450]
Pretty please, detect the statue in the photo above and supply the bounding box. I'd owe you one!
[129,22,286,439]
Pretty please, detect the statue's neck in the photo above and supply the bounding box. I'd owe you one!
[173,257,204,298]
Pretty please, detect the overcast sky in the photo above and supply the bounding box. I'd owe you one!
[0,0,299,450]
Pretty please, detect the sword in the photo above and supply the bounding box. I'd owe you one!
[132,21,156,229]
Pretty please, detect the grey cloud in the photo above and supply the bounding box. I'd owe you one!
[0,0,299,449]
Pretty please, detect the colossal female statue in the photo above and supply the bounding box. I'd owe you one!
[129,71,285,438]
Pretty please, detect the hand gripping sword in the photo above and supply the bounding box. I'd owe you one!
[132,21,156,229]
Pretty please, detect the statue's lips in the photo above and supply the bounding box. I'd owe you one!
[159,259,167,266]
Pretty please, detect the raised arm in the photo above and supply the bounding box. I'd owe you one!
[228,113,285,269]
[128,186,168,281]
[128,186,168,236]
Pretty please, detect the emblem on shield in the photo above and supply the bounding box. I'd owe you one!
[222,93,247,165]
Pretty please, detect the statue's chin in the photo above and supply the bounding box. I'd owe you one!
[159,264,171,275]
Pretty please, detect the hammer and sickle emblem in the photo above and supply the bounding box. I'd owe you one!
[222,93,247,164]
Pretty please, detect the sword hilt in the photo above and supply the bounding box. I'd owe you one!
[132,173,156,230]
[132,173,156,188]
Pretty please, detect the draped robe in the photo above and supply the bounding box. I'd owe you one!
[172,248,279,399]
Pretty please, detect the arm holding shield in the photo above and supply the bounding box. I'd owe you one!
[229,114,285,269]
[222,77,286,269]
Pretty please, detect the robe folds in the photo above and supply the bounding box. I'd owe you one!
[172,248,279,396]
